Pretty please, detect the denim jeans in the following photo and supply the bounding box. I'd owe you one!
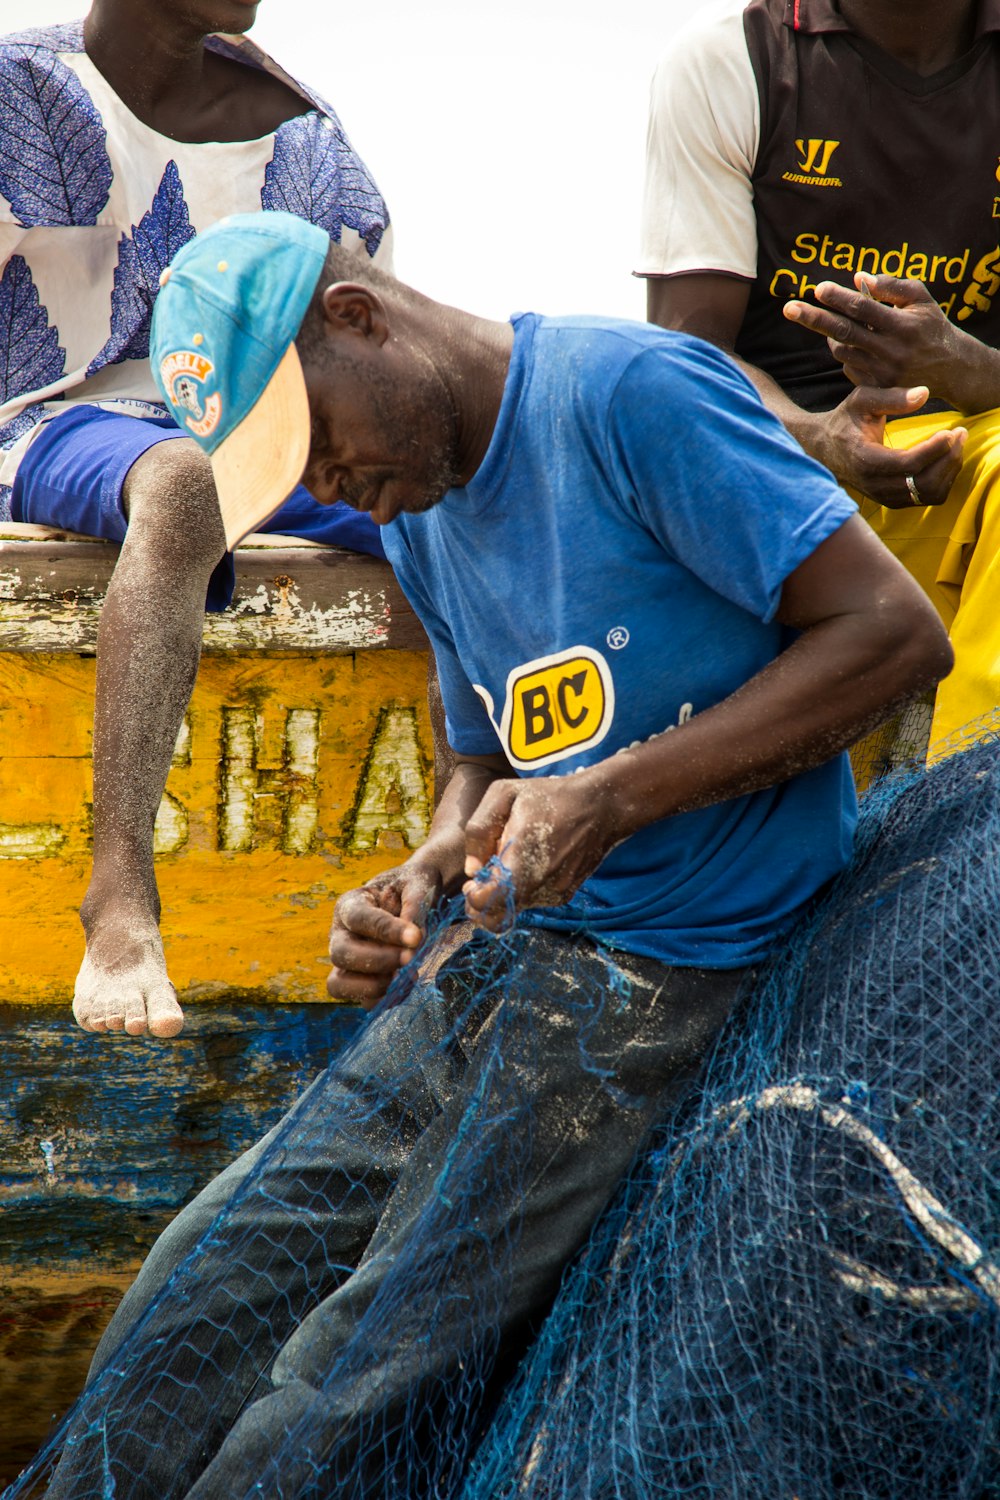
[46,927,748,1500]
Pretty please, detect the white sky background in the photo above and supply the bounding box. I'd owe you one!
[0,0,692,320]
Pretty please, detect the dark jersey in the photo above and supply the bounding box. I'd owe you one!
[739,0,1000,410]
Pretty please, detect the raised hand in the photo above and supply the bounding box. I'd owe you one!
[784,273,963,395]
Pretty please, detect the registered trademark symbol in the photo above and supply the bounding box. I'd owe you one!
[607,626,630,650]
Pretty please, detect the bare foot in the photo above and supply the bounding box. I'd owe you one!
[73,928,184,1038]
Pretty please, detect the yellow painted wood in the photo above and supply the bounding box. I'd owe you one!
[0,650,432,1005]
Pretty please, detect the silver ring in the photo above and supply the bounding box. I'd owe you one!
[905,474,922,506]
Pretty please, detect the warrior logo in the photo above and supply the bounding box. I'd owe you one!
[782,139,843,188]
[795,138,841,177]
[159,350,223,439]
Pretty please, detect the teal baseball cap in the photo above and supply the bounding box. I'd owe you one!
[150,211,328,549]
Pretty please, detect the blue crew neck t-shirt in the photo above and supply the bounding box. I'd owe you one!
[383,314,859,968]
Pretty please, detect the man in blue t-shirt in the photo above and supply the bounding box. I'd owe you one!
[39,211,950,1494]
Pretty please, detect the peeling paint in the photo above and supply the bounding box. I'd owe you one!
[0,823,66,858]
[0,531,425,656]
[0,1002,364,1225]
[171,715,192,768]
[216,706,321,855]
[284,709,321,854]
[0,639,432,1003]
[153,791,189,856]
[350,707,431,852]
[0,600,395,654]
[219,706,258,853]
[223,585,393,651]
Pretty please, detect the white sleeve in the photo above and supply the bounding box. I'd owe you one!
[0,224,28,264]
[371,222,395,275]
[635,6,760,281]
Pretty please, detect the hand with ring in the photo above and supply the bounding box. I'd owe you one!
[793,384,966,508]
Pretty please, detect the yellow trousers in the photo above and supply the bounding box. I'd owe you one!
[850,406,1000,760]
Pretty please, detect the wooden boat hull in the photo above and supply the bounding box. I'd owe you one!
[0,524,431,1479]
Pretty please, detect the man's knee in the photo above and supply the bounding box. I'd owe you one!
[122,438,226,565]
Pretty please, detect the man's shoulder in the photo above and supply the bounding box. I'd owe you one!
[652,0,798,91]
[204,32,334,124]
[524,314,664,394]
[529,316,748,400]
[529,312,693,358]
[654,1,752,72]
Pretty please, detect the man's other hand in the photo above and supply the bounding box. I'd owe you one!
[327,861,442,1007]
[784,273,964,395]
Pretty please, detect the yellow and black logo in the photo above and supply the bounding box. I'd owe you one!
[483,647,615,770]
[958,245,1000,321]
[782,138,842,189]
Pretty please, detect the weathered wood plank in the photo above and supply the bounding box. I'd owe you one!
[0,525,428,654]
[0,1272,136,1486]
[0,995,364,1485]
[0,1001,365,1268]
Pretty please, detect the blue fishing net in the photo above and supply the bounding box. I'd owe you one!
[465,729,1000,1500]
[5,731,999,1500]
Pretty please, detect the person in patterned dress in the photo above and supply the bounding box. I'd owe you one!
[0,0,392,1037]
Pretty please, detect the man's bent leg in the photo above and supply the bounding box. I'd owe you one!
[857,407,1000,756]
[181,931,749,1500]
[919,414,1000,750]
[75,440,226,1036]
[44,960,489,1499]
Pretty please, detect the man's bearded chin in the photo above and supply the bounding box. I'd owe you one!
[401,425,464,514]
[336,447,459,517]
[411,451,463,513]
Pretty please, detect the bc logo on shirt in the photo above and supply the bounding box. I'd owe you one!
[479,647,616,770]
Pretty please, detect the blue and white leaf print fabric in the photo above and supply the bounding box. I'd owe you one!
[0,20,390,493]
[0,42,112,226]
[263,113,388,256]
[89,161,196,373]
[0,256,65,404]
[2,21,85,52]
[0,401,47,449]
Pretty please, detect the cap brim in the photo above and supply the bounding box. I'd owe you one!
[209,342,311,551]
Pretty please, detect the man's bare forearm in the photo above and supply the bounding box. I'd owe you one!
[727,354,837,464]
[571,520,952,847]
[929,325,1000,416]
[408,754,510,890]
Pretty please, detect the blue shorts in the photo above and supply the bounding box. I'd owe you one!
[11,406,385,611]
